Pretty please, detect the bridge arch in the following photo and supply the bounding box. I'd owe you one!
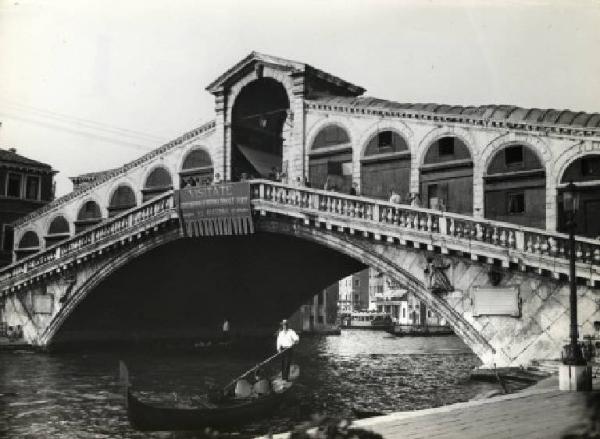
[74,199,103,233]
[307,121,354,192]
[358,126,412,200]
[107,183,138,217]
[142,165,173,202]
[179,147,214,188]
[38,219,494,364]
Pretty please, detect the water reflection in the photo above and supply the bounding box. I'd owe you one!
[0,332,499,438]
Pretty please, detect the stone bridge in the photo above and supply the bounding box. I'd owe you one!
[1,51,600,367]
[1,180,600,367]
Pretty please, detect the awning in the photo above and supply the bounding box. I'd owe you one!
[236,144,281,178]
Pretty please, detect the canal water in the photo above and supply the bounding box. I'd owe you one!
[0,331,500,438]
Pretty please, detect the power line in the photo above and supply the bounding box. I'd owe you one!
[0,98,169,143]
[0,111,156,152]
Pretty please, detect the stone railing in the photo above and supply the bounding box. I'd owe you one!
[2,180,600,292]
[0,191,175,289]
[249,180,600,282]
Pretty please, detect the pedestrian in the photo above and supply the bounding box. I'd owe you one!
[389,190,401,204]
[222,318,230,340]
[410,192,421,207]
[212,173,222,185]
[276,319,299,381]
[350,182,358,196]
[303,175,311,188]
[323,176,332,191]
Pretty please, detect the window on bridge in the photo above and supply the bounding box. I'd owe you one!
[75,200,102,233]
[361,130,410,200]
[143,167,173,202]
[558,154,600,238]
[45,215,70,247]
[309,124,352,193]
[179,149,213,188]
[484,144,545,229]
[15,230,40,260]
[231,77,288,182]
[420,136,473,215]
[108,185,137,217]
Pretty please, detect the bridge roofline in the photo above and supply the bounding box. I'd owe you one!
[306,96,600,136]
[205,51,365,96]
[12,119,216,229]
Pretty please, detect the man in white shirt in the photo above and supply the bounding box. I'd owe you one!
[276,319,299,381]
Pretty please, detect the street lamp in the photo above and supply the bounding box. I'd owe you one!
[561,181,586,366]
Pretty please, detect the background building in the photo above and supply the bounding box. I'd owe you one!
[288,282,339,333]
[337,268,369,315]
[0,147,55,267]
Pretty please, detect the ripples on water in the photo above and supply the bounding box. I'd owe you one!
[0,331,499,438]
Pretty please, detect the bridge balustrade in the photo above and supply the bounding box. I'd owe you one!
[2,180,600,292]
[250,180,600,279]
[0,192,174,287]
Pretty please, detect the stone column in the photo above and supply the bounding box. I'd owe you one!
[212,89,228,181]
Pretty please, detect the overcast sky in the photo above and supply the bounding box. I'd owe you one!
[0,0,599,196]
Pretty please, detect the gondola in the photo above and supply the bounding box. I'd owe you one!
[119,352,299,431]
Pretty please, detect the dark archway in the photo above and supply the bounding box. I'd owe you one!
[51,232,364,346]
[309,124,352,192]
[420,136,473,214]
[108,185,137,217]
[75,200,102,233]
[231,78,289,181]
[16,230,40,260]
[46,215,70,247]
[361,130,410,200]
[559,154,600,237]
[143,167,173,202]
[484,144,546,228]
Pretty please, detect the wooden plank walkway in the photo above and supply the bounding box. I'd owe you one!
[268,377,595,439]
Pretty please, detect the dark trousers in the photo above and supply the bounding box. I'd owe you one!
[281,348,293,380]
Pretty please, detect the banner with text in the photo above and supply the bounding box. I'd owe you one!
[175,183,254,237]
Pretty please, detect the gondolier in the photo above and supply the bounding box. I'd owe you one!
[276,319,299,381]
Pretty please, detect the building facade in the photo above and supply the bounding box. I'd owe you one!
[337,268,370,314]
[0,148,55,267]
[288,283,339,333]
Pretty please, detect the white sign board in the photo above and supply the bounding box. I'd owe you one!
[472,286,520,317]
[33,295,53,314]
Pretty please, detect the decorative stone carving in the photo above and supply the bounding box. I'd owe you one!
[424,256,453,294]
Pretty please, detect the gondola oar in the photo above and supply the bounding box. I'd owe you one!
[221,348,289,395]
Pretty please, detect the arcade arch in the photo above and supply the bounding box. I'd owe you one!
[179,149,214,188]
[419,136,473,214]
[142,166,173,202]
[360,130,410,200]
[231,78,289,181]
[45,215,70,247]
[558,154,600,237]
[16,230,40,260]
[308,124,353,192]
[108,184,137,217]
[75,200,102,233]
[484,144,546,228]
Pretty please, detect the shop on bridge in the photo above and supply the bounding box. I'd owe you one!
[484,144,546,229]
[74,200,102,233]
[142,166,173,202]
[558,154,600,238]
[179,149,214,188]
[360,130,411,200]
[45,216,70,247]
[15,230,40,260]
[419,136,473,215]
[309,124,353,192]
[108,184,137,217]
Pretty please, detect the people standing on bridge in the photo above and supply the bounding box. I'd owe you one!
[389,190,401,204]
[350,183,358,196]
[213,173,222,185]
[276,319,299,381]
[303,175,311,188]
[410,192,421,207]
